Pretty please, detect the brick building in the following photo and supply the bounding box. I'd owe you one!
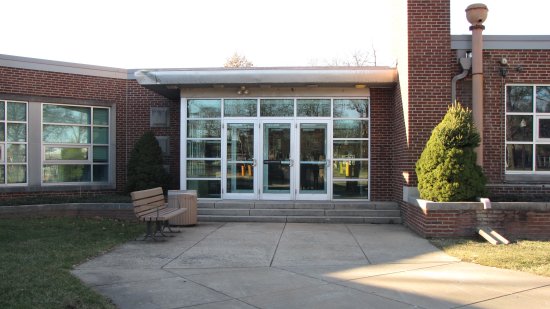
[1,0,549,236]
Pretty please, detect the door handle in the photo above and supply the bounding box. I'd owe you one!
[289,159,294,167]
[252,159,257,167]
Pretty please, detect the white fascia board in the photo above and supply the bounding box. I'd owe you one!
[134,67,397,87]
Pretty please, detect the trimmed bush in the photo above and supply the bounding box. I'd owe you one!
[126,131,169,193]
[415,103,486,202]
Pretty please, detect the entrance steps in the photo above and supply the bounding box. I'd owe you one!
[197,201,401,224]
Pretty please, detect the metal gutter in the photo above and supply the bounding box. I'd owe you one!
[452,35,550,50]
[0,54,129,79]
[134,67,397,87]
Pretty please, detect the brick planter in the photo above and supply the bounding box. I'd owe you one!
[402,200,550,240]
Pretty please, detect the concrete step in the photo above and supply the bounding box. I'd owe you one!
[198,215,402,224]
[197,208,400,217]
[196,200,401,224]
[198,200,400,210]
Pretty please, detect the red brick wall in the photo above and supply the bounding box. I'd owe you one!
[406,0,454,187]
[483,50,550,184]
[402,202,550,240]
[0,66,180,197]
[370,88,394,200]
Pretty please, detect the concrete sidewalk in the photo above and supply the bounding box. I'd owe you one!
[73,223,550,309]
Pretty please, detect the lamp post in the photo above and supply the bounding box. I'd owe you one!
[466,3,488,167]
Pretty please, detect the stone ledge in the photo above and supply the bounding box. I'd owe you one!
[415,199,550,212]
[416,199,483,211]
[0,203,133,219]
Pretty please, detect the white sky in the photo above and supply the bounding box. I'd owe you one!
[1,0,548,69]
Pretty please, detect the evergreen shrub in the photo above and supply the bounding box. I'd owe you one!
[415,103,486,202]
[126,131,169,193]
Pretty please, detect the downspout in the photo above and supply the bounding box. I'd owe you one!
[451,56,472,104]
[466,3,489,167]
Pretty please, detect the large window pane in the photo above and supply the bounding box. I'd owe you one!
[93,146,108,162]
[536,144,550,171]
[188,99,221,118]
[0,101,4,121]
[6,144,26,163]
[0,123,4,141]
[93,108,109,125]
[43,164,91,183]
[0,166,4,183]
[536,86,550,113]
[45,147,88,161]
[43,125,90,143]
[43,104,91,124]
[333,140,369,159]
[297,99,331,117]
[260,99,294,117]
[506,144,533,171]
[333,160,368,178]
[93,127,109,144]
[539,118,550,139]
[227,123,254,161]
[224,99,257,117]
[506,116,532,142]
[7,123,26,142]
[333,120,368,138]
[187,179,221,198]
[333,99,368,118]
[7,165,26,183]
[187,140,221,158]
[333,180,368,199]
[187,160,221,178]
[7,102,26,121]
[187,120,221,138]
[226,163,254,193]
[93,165,109,182]
[507,86,533,113]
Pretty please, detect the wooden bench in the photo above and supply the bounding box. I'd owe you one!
[130,187,187,241]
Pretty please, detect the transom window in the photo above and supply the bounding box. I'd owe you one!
[0,100,28,185]
[506,85,550,173]
[42,104,110,183]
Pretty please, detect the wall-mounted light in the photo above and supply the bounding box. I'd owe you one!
[499,57,509,77]
[237,86,249,95]
[499,57,524,78]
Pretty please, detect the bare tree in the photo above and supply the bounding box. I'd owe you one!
[224,52,254,68]
[310,46,378,67]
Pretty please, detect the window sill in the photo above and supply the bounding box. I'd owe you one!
[505,174,550,183]
[0,184,116,193]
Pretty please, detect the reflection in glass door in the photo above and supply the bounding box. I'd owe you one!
[298,123,329,199]
[224,122,256,199]
[262,123,292,199]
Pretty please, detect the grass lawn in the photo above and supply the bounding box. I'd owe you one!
[430,238,550,277]
[0,217,143,309]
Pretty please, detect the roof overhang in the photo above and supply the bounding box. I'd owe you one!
[134,67,397,98]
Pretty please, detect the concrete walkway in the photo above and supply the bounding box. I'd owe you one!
[72,223,550,309]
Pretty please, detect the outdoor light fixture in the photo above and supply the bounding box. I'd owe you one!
[498,57,524,78]
[499,57,509,77]
[237,86,249,95]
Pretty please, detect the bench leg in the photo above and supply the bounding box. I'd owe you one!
[138,221,165,241]
[162,221,181,233]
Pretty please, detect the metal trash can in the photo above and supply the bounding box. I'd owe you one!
[167,190,198,226]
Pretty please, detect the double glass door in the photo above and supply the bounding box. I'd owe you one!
[223,120,330,200]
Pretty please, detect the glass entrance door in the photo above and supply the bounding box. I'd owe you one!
[297,122,330,200]
[223,121,257,199]
[261,122,293,199]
